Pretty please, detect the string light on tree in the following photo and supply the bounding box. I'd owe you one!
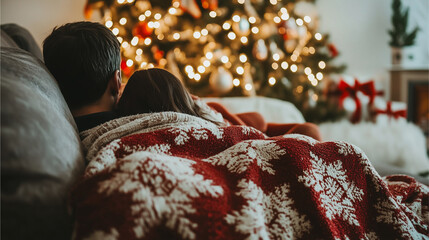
[85,0,346,122]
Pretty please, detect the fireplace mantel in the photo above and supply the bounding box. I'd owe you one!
[390,67,428,103]
[390,67,429,147]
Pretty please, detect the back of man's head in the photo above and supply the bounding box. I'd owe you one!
[43,21,120,110]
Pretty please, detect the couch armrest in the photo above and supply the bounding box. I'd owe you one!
[203,96,305,124]
[1,47,84,239]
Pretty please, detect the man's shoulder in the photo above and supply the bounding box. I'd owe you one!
[74,111,117,132]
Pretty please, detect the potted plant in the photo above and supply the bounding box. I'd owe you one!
[388,0,419,65]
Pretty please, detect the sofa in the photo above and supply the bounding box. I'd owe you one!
[1,24,85,239]
[1,24,428,239]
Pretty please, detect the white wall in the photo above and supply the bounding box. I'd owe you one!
[316,0,428,83]
[1,0,427,91]
[1,0,88,47]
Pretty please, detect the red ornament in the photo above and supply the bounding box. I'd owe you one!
[84,2,93,20]
[121,60,134,78]
[375,101,407,119]
[328,43,339,58]
[133,22,153,39]
[201,0,218,10]
[150,46,165,64]
[154,50,164,62]
[278,22,288,40]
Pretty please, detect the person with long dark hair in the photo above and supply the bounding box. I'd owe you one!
[116,68,224,125]
[117,68,321,141]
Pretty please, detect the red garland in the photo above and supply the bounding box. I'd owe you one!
[375,101,407,119]
[338,78,379,123]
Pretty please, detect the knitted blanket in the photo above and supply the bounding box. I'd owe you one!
[71,112,429,240]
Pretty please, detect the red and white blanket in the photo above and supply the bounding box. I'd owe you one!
[71,112,429,240]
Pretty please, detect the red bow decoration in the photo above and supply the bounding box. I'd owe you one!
[375,101,407,119]
[338,78,380,123]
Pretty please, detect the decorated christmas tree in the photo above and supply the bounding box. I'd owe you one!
[85,0,346,122]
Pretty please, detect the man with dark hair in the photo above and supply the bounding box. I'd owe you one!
[43,21,121,132]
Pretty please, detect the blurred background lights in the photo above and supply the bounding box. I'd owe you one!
[221,56,229,63]
[239,54,247,62]
[131,37,139,46]
[281,61,288,69]
[248,16,256,24]
[194,73,201,81]
[222,22,231,30]
[245,83,253,90]
[272,62,278,70]
[193,31,201,39]
[203,60,211,67]
[304,16,311,23]
[228,32,236,40]
[198,65,205,73]
[105,20,113,28]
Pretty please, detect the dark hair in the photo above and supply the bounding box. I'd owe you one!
[117,68,218,124]
[43,21,120,109]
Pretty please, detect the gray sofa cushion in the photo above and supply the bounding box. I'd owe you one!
[1,24,43,60]
[1,47,85,239]
[1,29,19,48]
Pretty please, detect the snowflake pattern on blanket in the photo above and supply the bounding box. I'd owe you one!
[71,112,429,240]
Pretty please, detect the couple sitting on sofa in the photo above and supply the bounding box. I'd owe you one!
[44,21,321,140]
[25,21,429,239]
